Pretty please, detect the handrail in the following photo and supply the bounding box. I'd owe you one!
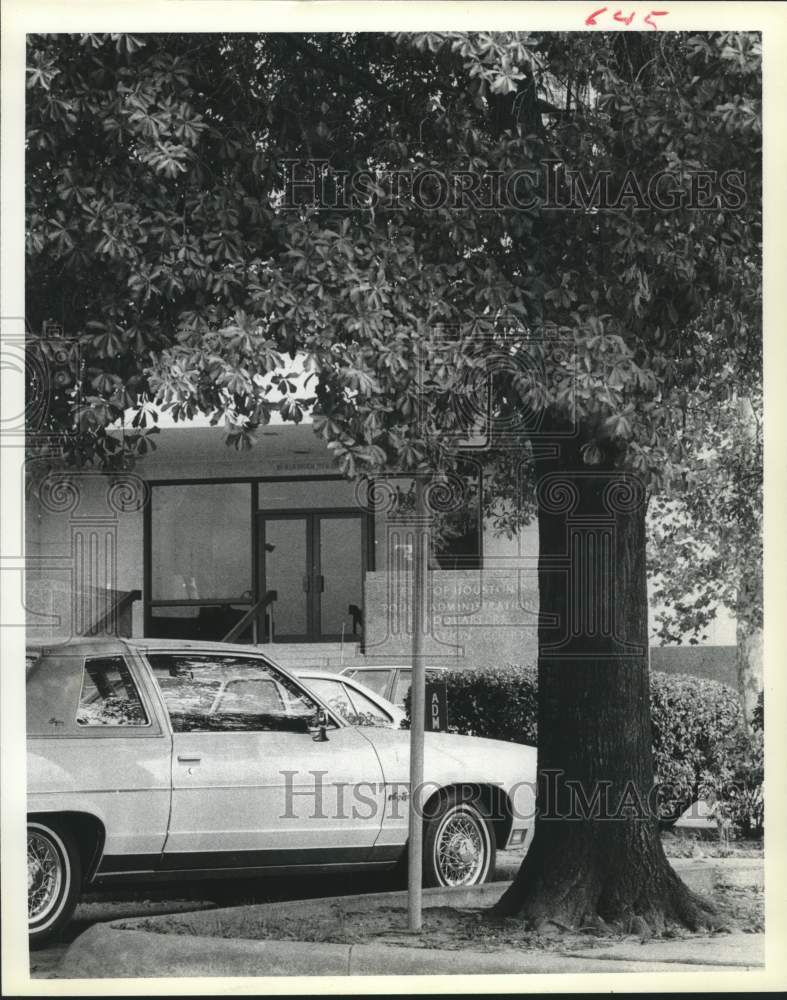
[222,590,278,644]
[86,589,142,637]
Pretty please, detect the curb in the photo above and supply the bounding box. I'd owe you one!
[58,924,756,978]
[58,860,764,980]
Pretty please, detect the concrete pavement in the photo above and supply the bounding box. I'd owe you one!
[54,858,765,979]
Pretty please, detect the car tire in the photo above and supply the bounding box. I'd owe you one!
[27,819,81,948]
[422,790,495,888]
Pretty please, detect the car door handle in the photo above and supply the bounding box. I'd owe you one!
[177,755,201,764]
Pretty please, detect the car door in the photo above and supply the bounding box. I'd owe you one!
[145,650,387,872]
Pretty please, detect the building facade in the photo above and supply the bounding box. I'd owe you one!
[25,425,543,672]
[25,424,736,683]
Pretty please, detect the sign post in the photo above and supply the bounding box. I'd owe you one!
[407,475,429,932]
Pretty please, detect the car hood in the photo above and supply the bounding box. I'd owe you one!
[360,727,536,790]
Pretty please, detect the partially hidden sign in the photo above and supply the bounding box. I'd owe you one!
[425,679,448,732]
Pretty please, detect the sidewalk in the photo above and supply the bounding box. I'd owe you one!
[57,924,765,977]
[56,858,765,980]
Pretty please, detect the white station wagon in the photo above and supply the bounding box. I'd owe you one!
[26,639,536,944]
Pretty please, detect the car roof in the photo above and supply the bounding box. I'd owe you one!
[26,640,453,668]
[25,638,306,685]
[341,664,448,672]
[26,637,290,656]
[296,669,356,682]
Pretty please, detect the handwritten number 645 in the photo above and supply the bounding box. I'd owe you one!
[585,8,669,30]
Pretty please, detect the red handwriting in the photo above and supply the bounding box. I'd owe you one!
[585,7,669,30]
[644,10,669,30]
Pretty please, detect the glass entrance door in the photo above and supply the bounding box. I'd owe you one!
[259,516,310,641]
[258,512,364,642]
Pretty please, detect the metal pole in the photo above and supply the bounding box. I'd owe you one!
[407,475,428,932]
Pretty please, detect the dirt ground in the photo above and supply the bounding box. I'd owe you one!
[124,880,763,953]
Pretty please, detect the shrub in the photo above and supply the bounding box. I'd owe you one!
[697,690,764,839]
[406,665,762,834]
[649,672,743,823]
[404,663,537,745]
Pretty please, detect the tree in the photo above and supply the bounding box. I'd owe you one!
[647,389,763,722]
[26,30,761,932]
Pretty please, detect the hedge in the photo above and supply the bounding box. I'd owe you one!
[406,665,762,833]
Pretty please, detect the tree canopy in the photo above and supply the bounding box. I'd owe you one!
[27,31,761,493]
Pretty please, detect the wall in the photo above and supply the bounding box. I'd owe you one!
[25,468,144,644]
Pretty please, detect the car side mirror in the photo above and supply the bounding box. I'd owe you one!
[311,708,329,742]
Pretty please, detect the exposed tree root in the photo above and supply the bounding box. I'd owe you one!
[490,832,733,938]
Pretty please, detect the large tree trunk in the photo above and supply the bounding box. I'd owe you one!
[494,439,717,932]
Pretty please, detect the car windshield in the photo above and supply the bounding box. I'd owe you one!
[304,676,392,728]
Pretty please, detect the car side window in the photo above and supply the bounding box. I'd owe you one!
[77,655,149,727]
[392,670,412,707]
[147,653,327,734]
[348,669,390,698]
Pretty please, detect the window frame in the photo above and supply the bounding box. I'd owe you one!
[144,476,375,644]
[76,654,152,729]
[144,650,347,734]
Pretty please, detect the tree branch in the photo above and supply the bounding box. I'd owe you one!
[283,34,398,106]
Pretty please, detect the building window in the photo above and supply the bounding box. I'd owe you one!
[148,483,252,640]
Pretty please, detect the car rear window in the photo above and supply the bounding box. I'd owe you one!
[391,670,412,706]
[345,669,391,698]
[393,668,447,707]
[77,655,149,727]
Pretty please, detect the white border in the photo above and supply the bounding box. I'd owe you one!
[3,2,786,995]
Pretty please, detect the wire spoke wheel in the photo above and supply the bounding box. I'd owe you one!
[27,820,80,945]
[28,829,65,923]
[430,802,492,887]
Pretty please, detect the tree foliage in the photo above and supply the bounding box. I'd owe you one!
[648,392,762,644]
[27,31,761,493]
